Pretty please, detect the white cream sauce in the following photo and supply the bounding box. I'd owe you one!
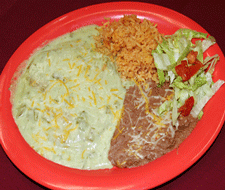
[11,25,130,169]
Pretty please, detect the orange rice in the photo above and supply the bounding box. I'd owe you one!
[95,14,163,83]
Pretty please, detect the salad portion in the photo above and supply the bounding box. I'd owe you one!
[152,29,225,125]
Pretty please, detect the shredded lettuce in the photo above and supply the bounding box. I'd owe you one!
[191,37,216,63]
[191,80,224,117]
[176,40,191,63]
[172,76,190,90]
[173,28,207,40]
[177,89,191,108]
[172,95,179,126]
[190,80,224,117]
[192,40,204,62]
[168,70,175,84]
[152,53,171,70]
[158,100,171,115]
[202,36,216,52]
[198,110,204,120]
[191,73,207,91]
[203,54,220,74]
[152,28,224,123]
[157,69,165,86]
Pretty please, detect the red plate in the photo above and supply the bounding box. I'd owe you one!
[0,2,225,190]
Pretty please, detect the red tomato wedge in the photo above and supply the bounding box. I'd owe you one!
[175,60,203,81]
[178,96,195,116]
[187,50,198,64]
[189,59,204,77]
[175,60,190,81]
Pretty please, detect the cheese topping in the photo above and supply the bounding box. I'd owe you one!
[11,25,129,170]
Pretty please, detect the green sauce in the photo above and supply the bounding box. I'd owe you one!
[12,25,127,169]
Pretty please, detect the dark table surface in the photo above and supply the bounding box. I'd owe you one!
[0,0,225,189]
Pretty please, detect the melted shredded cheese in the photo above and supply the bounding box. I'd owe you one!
[11,25,127,170]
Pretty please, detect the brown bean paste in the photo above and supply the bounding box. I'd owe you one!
[109,81,198,168]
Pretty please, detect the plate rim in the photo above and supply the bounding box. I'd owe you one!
[0,2,225,190]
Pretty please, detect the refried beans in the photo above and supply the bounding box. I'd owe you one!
[109,81,198,168]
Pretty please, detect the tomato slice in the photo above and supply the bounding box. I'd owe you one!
[178,96,195,117]
[175,59,203,82]
[187,50,198,64]
[175,60,190,81]
[189,59,204,77]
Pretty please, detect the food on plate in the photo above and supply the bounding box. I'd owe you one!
[10,15,224,169]
[11,25,130,169]
[108,81,198,168]
[96,15,224,168]
[95,14,163,83]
